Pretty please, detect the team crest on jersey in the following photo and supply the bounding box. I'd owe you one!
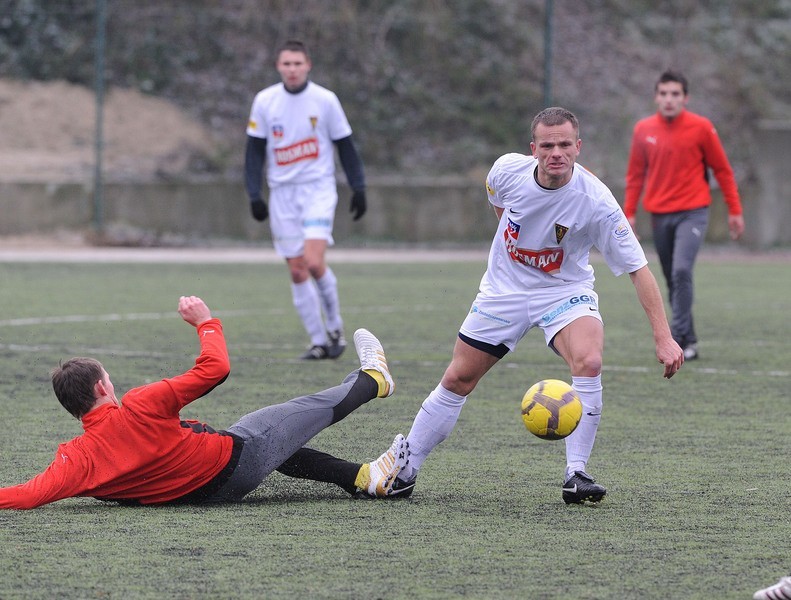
[504,217,564,274]
[272,124,284,139]
[310,116,318,130]
[554,223,569,244]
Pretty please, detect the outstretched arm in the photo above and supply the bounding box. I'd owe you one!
[178,295,212,327]
[629,266,684,378]
[158,296,230,408]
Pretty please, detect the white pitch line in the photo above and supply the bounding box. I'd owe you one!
[500,361,789,378]
[0,309,261,327]
[0,304,450,328]
[1,308,787,379]
[1,343,787,379]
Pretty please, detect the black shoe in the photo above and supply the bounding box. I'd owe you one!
[562,470,606,504]
[683,343,699,360]
[352,474,417,500]
[388,474,417,498]
[300,344,331,360]
[327,329,347,359]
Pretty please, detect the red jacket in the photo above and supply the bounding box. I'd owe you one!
[0,318,233,509]
[624,110,742,218]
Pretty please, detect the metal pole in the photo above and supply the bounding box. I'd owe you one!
[93,0,106,233]
[543,0,553,108]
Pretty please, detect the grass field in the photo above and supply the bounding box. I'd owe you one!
[0,255,788,599]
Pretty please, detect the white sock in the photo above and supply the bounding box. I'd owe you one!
[315,268,343,332]
[290,280,327,346]
[399,384,467,481]
[564,374,603,480]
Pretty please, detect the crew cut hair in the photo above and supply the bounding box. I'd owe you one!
[51,357,104,419]
[277,39,310,60]
[531,107,580,140]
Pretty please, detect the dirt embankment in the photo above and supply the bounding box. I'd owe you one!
[0,78,220,183]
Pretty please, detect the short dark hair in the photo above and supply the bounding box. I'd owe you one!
[656,70,688,95]
[277,39,310,60]
[51,357,104,419]
[531,107,580,140]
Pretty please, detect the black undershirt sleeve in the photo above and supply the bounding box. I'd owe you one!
[334,135,365,192]
[244,135,267,202]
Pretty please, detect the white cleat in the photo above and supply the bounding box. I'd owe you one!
[754,576,791,600]
[367,434,409,497]
[353,328,395,398]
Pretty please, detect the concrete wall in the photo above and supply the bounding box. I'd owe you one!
[0,171,785,248]
[752,121,791,247]
[0,176,497,245]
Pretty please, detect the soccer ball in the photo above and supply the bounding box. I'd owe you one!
[520,379,582,440]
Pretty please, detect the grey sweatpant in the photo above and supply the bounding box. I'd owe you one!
[208,370,374,501]
[651,207,709,347]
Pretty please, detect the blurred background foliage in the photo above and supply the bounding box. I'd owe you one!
[1,0,789,186]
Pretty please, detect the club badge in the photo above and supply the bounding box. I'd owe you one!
[555,224,569,244]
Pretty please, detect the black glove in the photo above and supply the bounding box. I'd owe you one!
[350,190,366,221]
[250,199,268,222]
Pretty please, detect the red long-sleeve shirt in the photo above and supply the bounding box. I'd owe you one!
[624,110,742,218]
[0,318,234,509]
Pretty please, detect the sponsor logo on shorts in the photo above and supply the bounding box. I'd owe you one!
[471,305,511,325]
[275,137,319,165]
[540,294,597,324]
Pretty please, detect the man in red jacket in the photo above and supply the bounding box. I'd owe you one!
[0,295,406,509]
[624,70,745,360]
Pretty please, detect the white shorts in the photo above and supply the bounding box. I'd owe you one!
[268,178,337,258]
[459,284,602,353]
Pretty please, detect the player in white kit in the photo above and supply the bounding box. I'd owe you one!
[372,107,684,504]
[245,40,367,360]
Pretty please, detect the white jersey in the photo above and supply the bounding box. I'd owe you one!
[482,153,646,295]
[246,81,352,187]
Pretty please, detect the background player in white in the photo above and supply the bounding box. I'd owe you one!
[373,107,684,504]
[245,40,367,360]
